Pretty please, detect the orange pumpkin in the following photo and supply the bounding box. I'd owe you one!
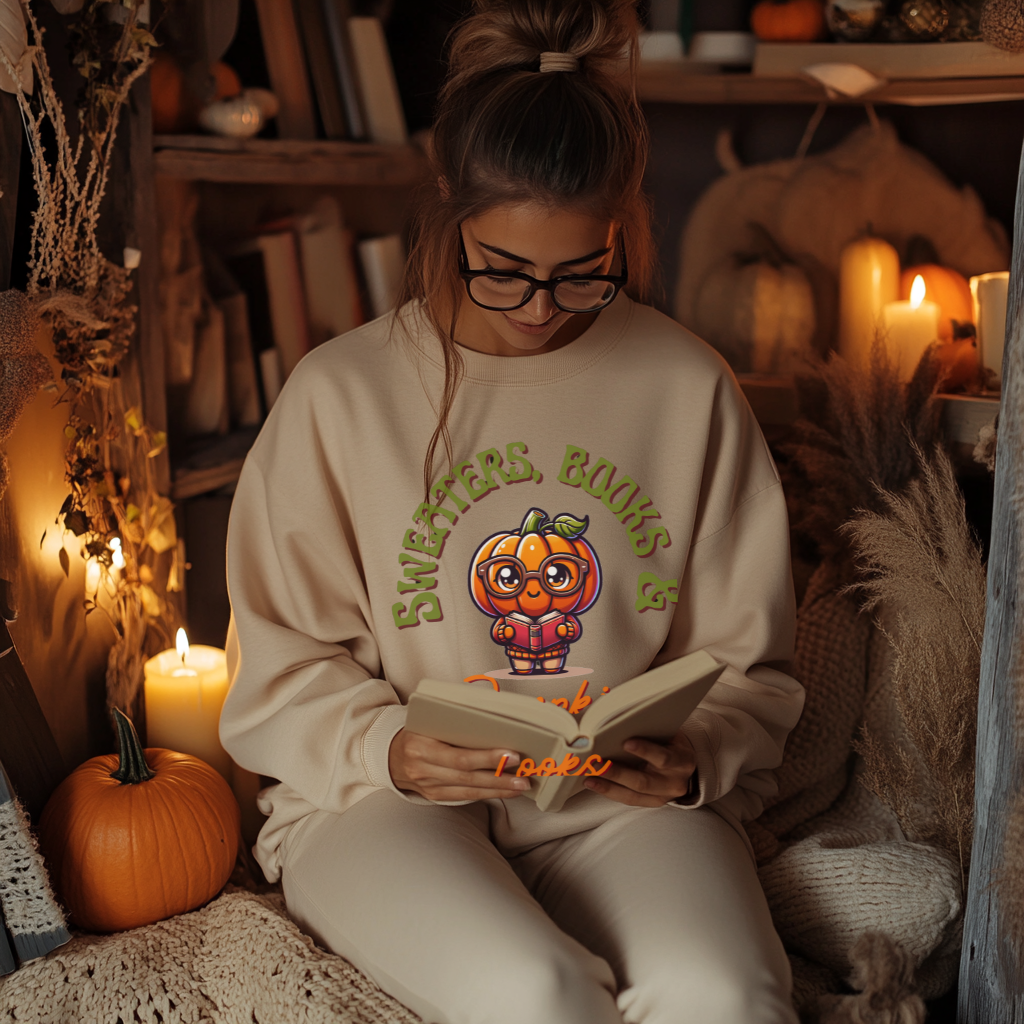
[900,265,973,343]
[38,709,239,934]
[751,0,827,41]
[150,53,187,134]
[469,508,601,622]
[212,61,242,101]
[933,336,980,390]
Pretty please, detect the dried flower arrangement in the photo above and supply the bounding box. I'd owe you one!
[781,338,944,585]
[0,0,180,714]
[845,442,985,898]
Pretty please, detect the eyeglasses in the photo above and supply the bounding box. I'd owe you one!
[458,227,628,314]
[475,553,590,599]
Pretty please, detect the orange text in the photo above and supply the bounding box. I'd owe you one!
[515,753,613,778]
[465,676,613,714]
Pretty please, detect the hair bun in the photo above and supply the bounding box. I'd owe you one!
[446,0,638,91]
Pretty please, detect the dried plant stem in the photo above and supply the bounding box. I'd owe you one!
[0,2,177,713]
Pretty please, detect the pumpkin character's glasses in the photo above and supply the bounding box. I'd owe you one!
[476,553,590,599]
[458,226,628,314]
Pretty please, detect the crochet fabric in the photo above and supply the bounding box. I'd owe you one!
[0,770,68,963]
[0,887,422,1024]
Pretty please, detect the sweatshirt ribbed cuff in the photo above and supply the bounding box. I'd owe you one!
[671,709,720,808]
[361,703,412,797]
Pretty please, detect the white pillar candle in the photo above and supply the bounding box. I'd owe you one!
[838,235,900,368]
[970,271,1009,385]
[882,275,940,383]
[144,629,231,780]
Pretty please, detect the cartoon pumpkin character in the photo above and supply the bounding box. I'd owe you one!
[469,507,602,674]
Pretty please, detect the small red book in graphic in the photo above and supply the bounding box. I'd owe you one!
[504,611,567,650]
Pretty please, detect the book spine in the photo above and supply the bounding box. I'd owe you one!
[257,232,313,379]
[322,0,367,140]
[294,0,348,139]
[346,16,409,145]
[259,348,283,411]
[223,249,275,419]
[218,292,263,428]
[357,234,406,319]
[298,197,364,342]
[253,0,318,139]
[183,299,230,437]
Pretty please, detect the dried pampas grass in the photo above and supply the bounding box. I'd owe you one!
[782,337,942,583]
[844,442,985,895]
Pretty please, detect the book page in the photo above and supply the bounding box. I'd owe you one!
[406,693,571,773]
[578,650,722,735]
[408,678,582,743]
[588,668,723,766]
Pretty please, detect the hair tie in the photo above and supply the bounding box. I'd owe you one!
[539,51,579,73]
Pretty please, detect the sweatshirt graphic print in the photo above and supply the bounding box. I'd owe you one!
[219,295,806,881]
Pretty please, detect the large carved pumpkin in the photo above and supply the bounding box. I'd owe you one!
[469,508,601,621]
[38,709,239,934]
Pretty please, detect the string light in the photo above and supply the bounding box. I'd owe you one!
[109,536,125,570]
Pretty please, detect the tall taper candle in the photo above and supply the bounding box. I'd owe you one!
[838,235,900,368]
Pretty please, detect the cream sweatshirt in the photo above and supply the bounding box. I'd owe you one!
[220,294,806,882]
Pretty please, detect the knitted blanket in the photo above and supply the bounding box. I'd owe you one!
[745,561,964,1019]
[0,886,421,1024]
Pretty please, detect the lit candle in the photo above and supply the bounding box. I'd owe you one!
[838,235,900,368]
[882,275,941,383]
[970,271,1009,385]
[144,628,231,779]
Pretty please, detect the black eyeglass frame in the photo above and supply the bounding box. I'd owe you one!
[458,226,628,314]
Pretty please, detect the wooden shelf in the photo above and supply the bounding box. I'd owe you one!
[638,65,1024,105]
[153,135,429,186]
[738,374,1000,446]
[171,427,261,501]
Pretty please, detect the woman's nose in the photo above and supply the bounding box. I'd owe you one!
[523,286,556,322]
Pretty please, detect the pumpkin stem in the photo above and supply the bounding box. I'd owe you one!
[110,707,156,784]
[520,508,548,534]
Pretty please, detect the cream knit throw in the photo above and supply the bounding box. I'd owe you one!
[0,886,422,1024]
[746,561,965,1019]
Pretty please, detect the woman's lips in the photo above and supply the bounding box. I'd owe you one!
[503,312,560,335]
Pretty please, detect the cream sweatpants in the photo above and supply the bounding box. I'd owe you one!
[278,788,799,1024]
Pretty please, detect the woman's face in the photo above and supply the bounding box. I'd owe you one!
[456,203,619,357]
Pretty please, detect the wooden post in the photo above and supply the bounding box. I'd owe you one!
[0,90,21,290]
[959,137,1024,1021]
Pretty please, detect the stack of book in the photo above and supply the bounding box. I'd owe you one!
[199,197,405,426]
[253,0,408,144]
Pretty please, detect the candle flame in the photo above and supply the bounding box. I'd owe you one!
[176,627,190,664]
[910,275,926,309]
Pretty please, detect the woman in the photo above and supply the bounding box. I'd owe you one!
[220,2,805,1022]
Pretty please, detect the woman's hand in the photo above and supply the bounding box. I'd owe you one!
[388,728,532,802]
[582,731,697,808]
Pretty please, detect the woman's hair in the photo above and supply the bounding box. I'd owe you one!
[396,0,656,503]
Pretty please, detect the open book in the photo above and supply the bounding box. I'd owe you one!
[406,649,725,812]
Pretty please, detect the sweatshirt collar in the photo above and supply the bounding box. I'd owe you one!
[408,292,633,387]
